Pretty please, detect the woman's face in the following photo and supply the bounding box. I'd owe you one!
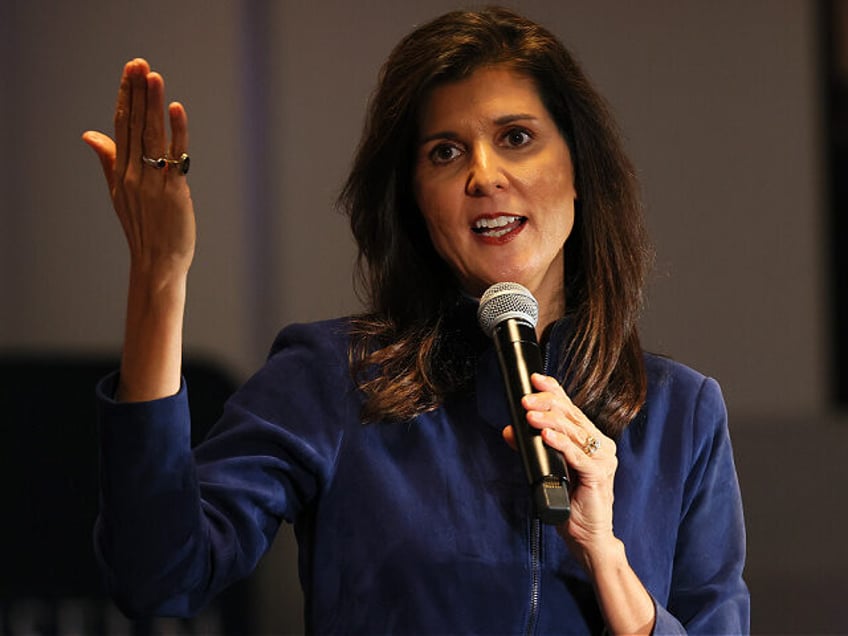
[413,65,577,309]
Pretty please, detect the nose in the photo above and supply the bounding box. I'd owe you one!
[465,144,507,196]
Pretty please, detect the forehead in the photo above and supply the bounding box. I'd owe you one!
[417,66,547,130]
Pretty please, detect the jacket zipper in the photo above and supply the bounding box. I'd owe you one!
[525,516,542,635]
[525,333,555,634]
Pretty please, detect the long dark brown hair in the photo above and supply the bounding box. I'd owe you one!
[338,7,653,436]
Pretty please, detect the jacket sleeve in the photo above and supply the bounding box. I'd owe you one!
[95,374,213,617]
[94,323,350,618]
[652,377,750,635]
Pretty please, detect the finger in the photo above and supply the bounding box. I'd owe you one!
[529,372,565,395]
[537,424,589,454]
[525,373,594,429]
[169,101,189,156]
[527,406,604,454]
[113,61,132,179]
[525,409,586,450]
[115,59,149,179]
[521,374,562,411]
[522,375,569,414]
[143,71,167,163]
[539,426,570,453]
[552,429,617,482]
[81,131,117,192]
[167,102,191,176]
[127,59,149,177]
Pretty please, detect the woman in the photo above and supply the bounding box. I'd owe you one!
[84,7,749,634]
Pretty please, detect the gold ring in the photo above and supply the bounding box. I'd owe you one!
[142,152,190,175]
[583,436,601,456]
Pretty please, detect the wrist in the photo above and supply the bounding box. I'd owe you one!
[128,259,190,297]
[581,535,628,576]
[119,264,188,403]
[582,537,656,635]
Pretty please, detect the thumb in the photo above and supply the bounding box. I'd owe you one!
[81,130,117,192]
[502,425,518,452]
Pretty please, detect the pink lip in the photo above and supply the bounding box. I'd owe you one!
[471,213,527,245]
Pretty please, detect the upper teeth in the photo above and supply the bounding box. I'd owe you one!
[474,215,521,230]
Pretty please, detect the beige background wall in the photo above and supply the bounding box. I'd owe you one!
[3,1,845,633]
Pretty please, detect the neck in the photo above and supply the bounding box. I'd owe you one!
[535,284,566,341]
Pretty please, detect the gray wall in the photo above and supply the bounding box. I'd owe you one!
[3,0,845,633]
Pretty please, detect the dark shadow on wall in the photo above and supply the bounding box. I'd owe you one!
[0,355,255,635]
[822,0,848,408]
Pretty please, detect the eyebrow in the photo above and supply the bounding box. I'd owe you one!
[418,113,539,145]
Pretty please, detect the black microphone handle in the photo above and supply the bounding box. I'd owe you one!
[492,319,571,525]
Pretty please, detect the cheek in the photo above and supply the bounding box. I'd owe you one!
[547,169,577,224]
[413,174,439,226]
[559,201,576,242]
[545,163,577,203]
[411,191,450,263]
[420,214,455,264]
[414,189,439,238]
[536,173,576,246]
[413,178,460,244]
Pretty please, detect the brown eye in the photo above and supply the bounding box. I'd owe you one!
[504,128,532,148]
[430,143,462,164]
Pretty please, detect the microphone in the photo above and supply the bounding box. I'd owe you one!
[477,282,570,525]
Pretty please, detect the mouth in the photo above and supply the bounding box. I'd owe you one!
[471,214,527,238]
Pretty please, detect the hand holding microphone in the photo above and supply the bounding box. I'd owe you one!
[477,282,571,525]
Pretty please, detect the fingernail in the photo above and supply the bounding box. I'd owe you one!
[542,428,560,442]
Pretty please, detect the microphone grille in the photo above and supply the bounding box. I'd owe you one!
[477,282,539,337]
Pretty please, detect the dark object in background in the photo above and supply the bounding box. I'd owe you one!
[822,0,848,407]
[0,355,252,635]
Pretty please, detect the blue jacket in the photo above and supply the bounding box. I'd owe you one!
[95,315,749,634]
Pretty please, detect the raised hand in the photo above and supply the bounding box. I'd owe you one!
[83,59,195,402]
[83,58,195,276]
